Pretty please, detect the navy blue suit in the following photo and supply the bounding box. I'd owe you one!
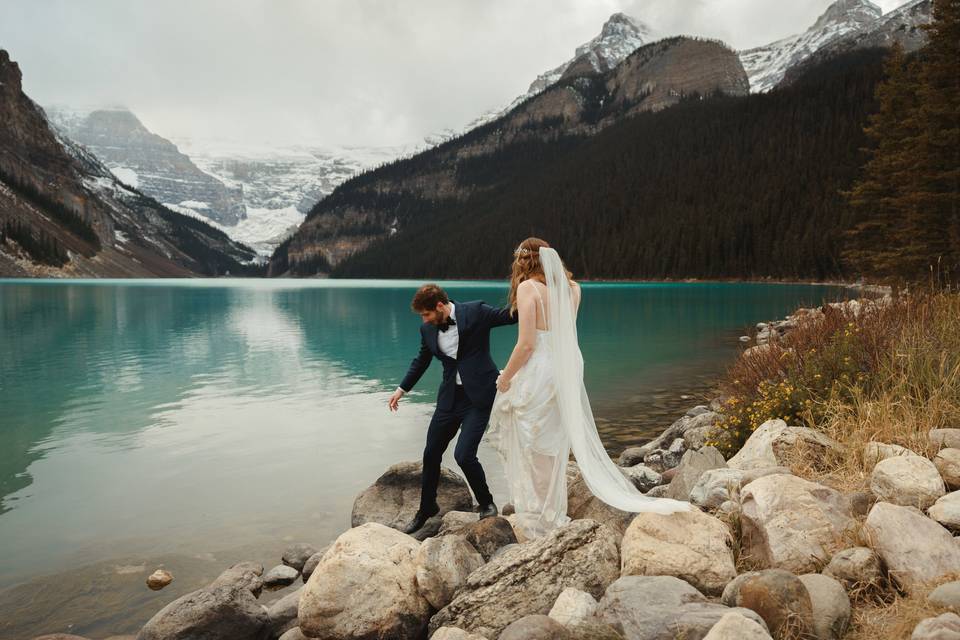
[400,300,518,512]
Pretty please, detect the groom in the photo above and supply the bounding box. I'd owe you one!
[388,283,518,534]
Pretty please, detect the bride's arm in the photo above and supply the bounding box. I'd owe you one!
[496,280,537,391]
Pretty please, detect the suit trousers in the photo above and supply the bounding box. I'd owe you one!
[419,384,494,512]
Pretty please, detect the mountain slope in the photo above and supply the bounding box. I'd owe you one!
[0,50,259,278]
[329,47,893,281]
[780,0,932,87]
[270,35,748,275]
[46,107,246,226]
[739,0,883,92]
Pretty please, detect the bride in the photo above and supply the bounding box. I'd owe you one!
[485,237,690,539]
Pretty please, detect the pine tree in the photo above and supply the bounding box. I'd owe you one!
[912,0,960,281]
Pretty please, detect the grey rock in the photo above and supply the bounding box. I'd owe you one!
[266,585,303,637]
[798,573,850,640]
[439,510,480,535]
[281,543,319,572]
[135,582,269,640]
[935,449,960,490]
[823,547,884,590]
[703,611,773,639]
[645,485,670,498]
[870,455,946,509]
[665,446,726,501]
[864,502,960,593]
[278,629,308,640]
[912,613,960,640]
[415,534,485,610]
[931,430,960,450]
[619,464,663,492]
[301,549,326,583]
[498,615,571,640]
[210,561,264,598]
[567,462,636,536]
[263,564,299,588]
[432,628,487,640]
[596,575,768,640]
[351,460,473,529]
[299,523,431,640]
[929,582,960,614]
[618,447,646,467]
[929,491,960,531]
[687,405,711,417]
[548,587,598,628]
[428,519,621,638]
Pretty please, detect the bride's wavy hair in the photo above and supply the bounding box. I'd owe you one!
[508,237,573,314]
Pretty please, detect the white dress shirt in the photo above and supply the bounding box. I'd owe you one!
[437,303,461,385]
[396,302,461,397]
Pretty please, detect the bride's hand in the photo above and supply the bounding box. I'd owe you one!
[496,374,511,392]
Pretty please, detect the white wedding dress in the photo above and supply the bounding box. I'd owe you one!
[485,247,690,539]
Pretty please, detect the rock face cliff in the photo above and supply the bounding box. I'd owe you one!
[46,107,246,226]
[0,50,258,277]
[272,36,748,275]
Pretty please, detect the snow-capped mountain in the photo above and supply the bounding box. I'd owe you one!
[428,12,657,145]
[739,0,883,93]
[45,106,247,226]
[169,138,417,255]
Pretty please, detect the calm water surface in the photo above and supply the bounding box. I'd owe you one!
[0,278,848,638]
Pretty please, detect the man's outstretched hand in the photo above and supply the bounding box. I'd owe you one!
[388,388,405,412]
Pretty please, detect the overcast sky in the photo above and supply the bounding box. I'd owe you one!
[1,0,906,148]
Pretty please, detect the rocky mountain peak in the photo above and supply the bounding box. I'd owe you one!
[810,0,882,33]
[0,49,23,93]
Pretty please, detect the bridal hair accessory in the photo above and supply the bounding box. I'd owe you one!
[514,247,538,256]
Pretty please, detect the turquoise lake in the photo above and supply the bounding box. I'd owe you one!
[0,278,849,637]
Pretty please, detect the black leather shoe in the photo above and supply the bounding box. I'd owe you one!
[477,502,498,520]
[401,504,440,534]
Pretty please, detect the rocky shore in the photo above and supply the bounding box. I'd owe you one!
[33,293,960,640]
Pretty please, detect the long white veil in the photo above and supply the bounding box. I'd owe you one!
[540,247,691,514]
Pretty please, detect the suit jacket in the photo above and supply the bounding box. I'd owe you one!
[399,299,518,411]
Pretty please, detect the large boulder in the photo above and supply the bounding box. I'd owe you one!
[595,575,768,640]
[929,491,960,531]
[414,534,485,609]
[351,461,473,529]
[823,547,884,591]
[432,629,487,640]
[135,579,268,640]
[621,509,736,596]
[935,449,960,490]
[298,522,431,640]
[870,455,945,509]
[689,467,790,510]
[567,463,635,536]
[728,419,842,471]
[864,502,960,593]
[798,574,851,640]
[740,474,856,573]
[664,446,726,501]
[912,613,960,640]
[703,612,772,640]
[428,519,621,639]
[720,569,814,639]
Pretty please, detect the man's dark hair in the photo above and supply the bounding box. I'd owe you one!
[411,284,449,312]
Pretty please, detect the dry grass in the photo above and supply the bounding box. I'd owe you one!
[846,584,952,640]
